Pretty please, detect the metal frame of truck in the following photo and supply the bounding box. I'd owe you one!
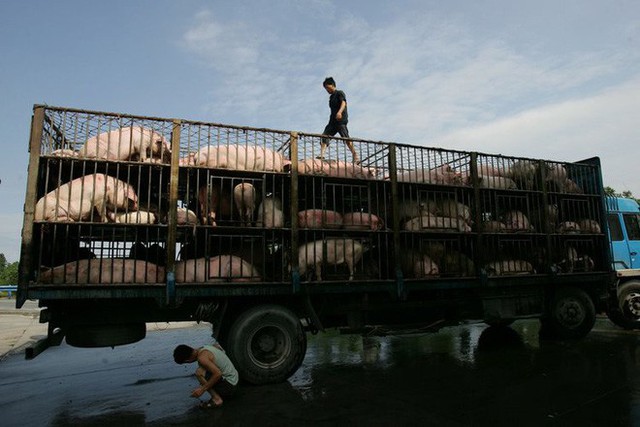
[18,105,613,383]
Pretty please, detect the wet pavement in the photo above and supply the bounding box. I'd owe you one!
[0,317,639,426]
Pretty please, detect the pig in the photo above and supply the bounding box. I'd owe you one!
[485,260,535,276]
[397,200,438,222]
[197,184,232,226]
[564,179,583,194]
[501,210,534,232]
[342,212,384,230]
[476,175,518,190]
[482,220,507,232]
[401,252,439,278]
[256,197,284,228]
[403,216,472,232]
[50,149,78,157]
[233,183,257,226]
[115,210,157,224]
[507,160,537,190]
[77,126,171,163]
[176,207,199,225]
[578,219,601,234]
[297,238,366,281]
[440,252,475,276]
[298,158,376,179]
[298,209,343,229]
[175,255,261,283]
[396,165,462,185]
[542,163,568,191]
[35,174,138,222]
[530,204,559,232]
[435,199,472,224]
[39,258,165,284]
[557,221,581,234]
[190,144,285,172]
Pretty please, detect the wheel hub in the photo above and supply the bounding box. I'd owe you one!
[623,292,640,318]
[248,325,291,369]
[557,298,585,327]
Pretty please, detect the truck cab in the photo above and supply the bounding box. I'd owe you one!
[607,197,640,270]
[605,197,640,328]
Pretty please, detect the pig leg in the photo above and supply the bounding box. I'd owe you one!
[315,262,322,282]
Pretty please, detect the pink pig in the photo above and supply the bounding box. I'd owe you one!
[39,258,165,284]
[78,126,171,163]
[175,255,261,283]
[35,174,138,222]
[298,209,343,229]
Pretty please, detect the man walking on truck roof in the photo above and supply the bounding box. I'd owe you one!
[173,342,239,409]
[318,77,360,164]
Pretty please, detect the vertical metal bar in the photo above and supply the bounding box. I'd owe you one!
[18,106,45,307]
[166,120,181,305]
[289,132,300,292]
[388,144,404,299]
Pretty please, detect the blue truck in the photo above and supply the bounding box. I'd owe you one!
[17,105,632,383]
[605,197,640,329]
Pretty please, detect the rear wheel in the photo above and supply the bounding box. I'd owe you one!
[226,305,307,385]
[607,281,640,329]
[541,286,595,339]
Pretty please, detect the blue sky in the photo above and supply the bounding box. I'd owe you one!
[1,0,639,261]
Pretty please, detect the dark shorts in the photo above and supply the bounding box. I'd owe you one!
[205,372,237,398]
[322,122,349,144]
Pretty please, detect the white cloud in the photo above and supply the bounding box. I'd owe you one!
[0,213,23,262]
[180,4,639,195]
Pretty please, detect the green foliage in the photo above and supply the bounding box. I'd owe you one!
[0,253,18,284]
[606,187,640,205]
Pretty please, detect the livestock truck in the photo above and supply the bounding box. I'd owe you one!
[17,105,626,384]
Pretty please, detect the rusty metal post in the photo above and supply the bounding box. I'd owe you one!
[165,120,181,306]
[387,144,404,300]
[17,106,45,308]
[289,132,300,293]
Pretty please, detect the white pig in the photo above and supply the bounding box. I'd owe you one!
[175,255,261,283]
[192,144,285,172]
[115,210,157,224]
[435,199,472,224]
[298,158,376,179]
[396,165,462,185]
[501,210,534,232]
[557,221,581,234]
[176,207,199,225]
[233,183,257,226]
[35,174,138,222]
[256,197,284,228]
[476,175,518,190]
[78,126,171,163]
[485,260,535,276]
[402,253,439,278]
[342,212,384,230]
[298,209,343,229]
[297,238,366,281]
[578,219,601,234]
[39,258,165,284]
[403,216,471,232]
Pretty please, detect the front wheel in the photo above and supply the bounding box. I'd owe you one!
[607,281,640,330]
[541,286,595,339]
[226,305,307,385]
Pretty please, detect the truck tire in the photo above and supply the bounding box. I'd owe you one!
[541,287,595,339]
[607,281,640,329]
[65,323,146,348]
[226,305,307,385]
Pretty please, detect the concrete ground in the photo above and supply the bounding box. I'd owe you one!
[0,298,199,359]
[2,300,640,426]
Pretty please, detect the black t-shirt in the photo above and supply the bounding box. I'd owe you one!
[328,90,348,124]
